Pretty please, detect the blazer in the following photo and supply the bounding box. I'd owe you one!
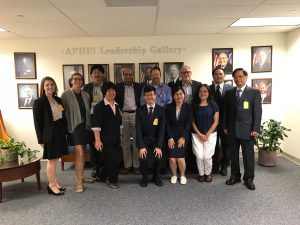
[136,104,166,149]
[115,82,142,110]
[33,95,67,144]
[93,100,122,145]
[223,86,262,140]
[168,79,201,103]
[166,102,193,141]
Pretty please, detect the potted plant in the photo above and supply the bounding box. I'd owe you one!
[255,119,291,167]
[0,138,38,164]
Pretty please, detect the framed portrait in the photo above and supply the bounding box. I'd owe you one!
[212,48,233,74]
[14,52,37,79]
[114,63,135,84]
[251,46,272,73]
[224,79,234,86]
[17,83,38,109]
[139,62,159,84]
[252,78,272,104]
[163,62,183,84]
[62,64,84,90]
[88,64,110,83]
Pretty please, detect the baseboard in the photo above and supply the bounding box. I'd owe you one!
[281,152,300,165]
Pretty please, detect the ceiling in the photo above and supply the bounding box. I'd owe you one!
[0,0,300,39]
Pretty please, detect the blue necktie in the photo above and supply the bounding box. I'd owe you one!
[235,89,241,105]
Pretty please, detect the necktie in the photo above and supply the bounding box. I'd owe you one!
[235,89,242,105]
[148,107,153,120]
[215,85,222,102]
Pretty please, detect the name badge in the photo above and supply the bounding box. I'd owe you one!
[57,104,64,111]
[153,118,158,126]
[93,95,100,102]
[243,101,249,109]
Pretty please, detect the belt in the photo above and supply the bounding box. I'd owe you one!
[122,110,136,113]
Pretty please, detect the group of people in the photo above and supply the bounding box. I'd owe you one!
[33,63,262,196]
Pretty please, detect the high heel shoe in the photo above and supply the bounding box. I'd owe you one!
[47,186,64,196]
[59,187,66,191]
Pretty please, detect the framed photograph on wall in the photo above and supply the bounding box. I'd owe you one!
[212,48,233,74]
[163,62,183,84]
[251,46,272,73]
[14,52,37,79]
[139,62,159,84]
[17,83,38,109]
[114,63,135,84]
[62,64,84,90]
[224,79,234,86]
[88,64,110,83]
[252,78,272,104]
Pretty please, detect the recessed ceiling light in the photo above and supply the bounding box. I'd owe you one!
[0,27,7,32]
[231,17,300,27]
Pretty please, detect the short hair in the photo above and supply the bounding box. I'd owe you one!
[40,76,58,97]
[212,67,225,76]
[101,81,116,96]
[150,66,161,75]
[122,67,133,75]
[232,68,248,77]
[143,85,156,95]
[69,72,85,88]
[90,64,104,74]
[194,84,212,105]
[172,86,185,97]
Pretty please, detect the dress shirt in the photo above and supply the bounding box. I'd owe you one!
[104,97,118,115]
[123,84,137,111]
[215,82,224,95]
[140,83,172,107]
[182,81,193,104]
[24,97,32,106]
[91,82,103,114]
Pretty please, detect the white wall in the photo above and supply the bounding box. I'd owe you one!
[0,32,295,158]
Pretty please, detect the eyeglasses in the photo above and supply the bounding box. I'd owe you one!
[181,71,191,74]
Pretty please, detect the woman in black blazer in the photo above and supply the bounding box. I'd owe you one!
[33,77,68,196]
[166,86,193,185]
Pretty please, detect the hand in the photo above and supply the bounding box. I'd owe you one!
[40,144,44,148]
[205,133,211,140]
[223,129,228,135]
[168,138,175,149]
[250,131,259,137]
[177,137,185,148]
[154,148,162,158]
[139,148,147,159]
[94,140,103,152]
[197,133,207,142]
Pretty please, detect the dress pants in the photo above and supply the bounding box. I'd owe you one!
[140,144,162,180]
[121,112,140,169]
[212,129,230,170]
[102,143,121,183]
[90,115,101,172]
[230,136,255,182]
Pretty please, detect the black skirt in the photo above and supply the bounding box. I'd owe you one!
[43,119,68,160]
[67,123,90,146]
[168,144,186,158]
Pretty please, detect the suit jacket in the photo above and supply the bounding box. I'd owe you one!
[33,95,67,144]
[168,79,201,103]
[253,62,271,72]
[20,97,36,107]
[93,100,122,144]
[83,82,105,104]
[115,82,142,110]
[136,104,166,149]
[166,102,193,141]
[223,86,262,140]
[210,83,233,128]
[215,64,233,74]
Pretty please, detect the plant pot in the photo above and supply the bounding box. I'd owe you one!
[0,148,18,162]
[258,148,277,167]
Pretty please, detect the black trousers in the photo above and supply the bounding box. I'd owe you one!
[102,143,121,183]
[229,136,255,182]
[140,144,162,180]
[213,129,230,170]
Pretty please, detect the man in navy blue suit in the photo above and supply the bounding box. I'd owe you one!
[210,68,233,176]
[136,85,166,187]
[223,68,262,190]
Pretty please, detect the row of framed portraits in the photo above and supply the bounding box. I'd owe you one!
[16,78,272,109]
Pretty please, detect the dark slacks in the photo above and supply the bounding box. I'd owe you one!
[102,143,121,183]
[229,136,255,182]
[213,129,230,170]
[90,115,102,171]
[140,144,162,180]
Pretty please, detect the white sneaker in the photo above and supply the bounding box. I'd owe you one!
[180,176,187,185]
[170,176,177,184]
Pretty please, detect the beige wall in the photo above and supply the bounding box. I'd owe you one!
[1,32,297,159]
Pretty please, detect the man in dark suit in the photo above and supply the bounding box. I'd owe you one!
[83,64,106,181]
[253,49,271,72]
[210,68,234,176]
[223,68,262,190]
[136,85,166,187]
[215,52,233,74]
[20,85,36,108]
[116,67,142,175]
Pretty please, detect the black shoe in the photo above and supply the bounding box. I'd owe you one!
[153,176,163,186]
[106,179,120,189]
[47,186,64,196]
[139,178,148,187]
[59,187,66,191]
[220,168,228,176]
[244,182,256,190]
[91,169,98,178]
[225,177,241,185]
